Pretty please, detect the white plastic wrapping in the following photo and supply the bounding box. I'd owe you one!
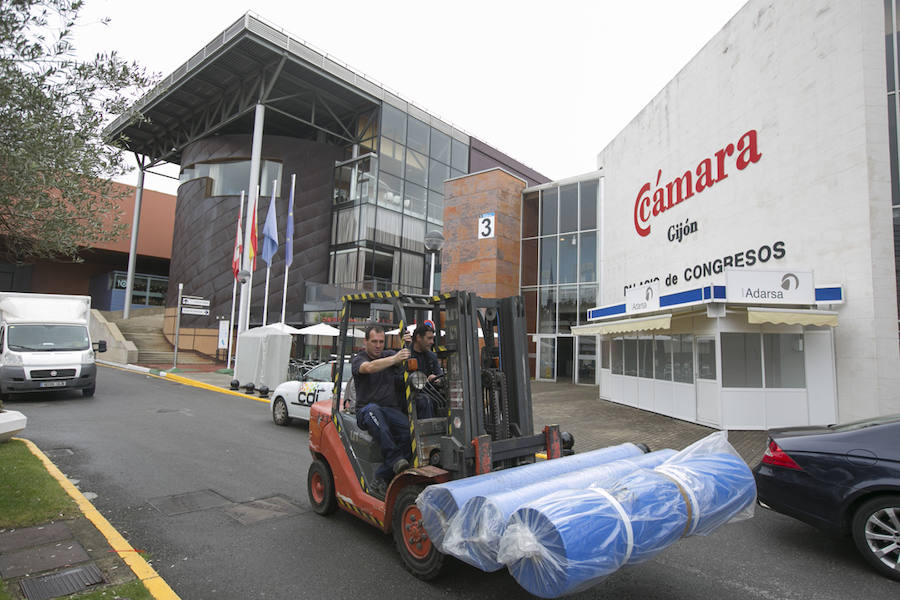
[496,432,756,598]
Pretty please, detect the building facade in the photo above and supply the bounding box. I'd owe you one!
[555,0,900,428]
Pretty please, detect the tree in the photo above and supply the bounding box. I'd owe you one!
[0,0,154,263]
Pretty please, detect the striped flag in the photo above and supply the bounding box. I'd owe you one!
[249,197,258,270]
[231,211,243,280]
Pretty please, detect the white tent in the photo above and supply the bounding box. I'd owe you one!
[234,324,293,389]
[297,323,340,336]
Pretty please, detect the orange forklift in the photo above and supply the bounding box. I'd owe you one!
[306,290,568,579]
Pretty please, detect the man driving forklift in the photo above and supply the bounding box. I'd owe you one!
[352,325,412,493]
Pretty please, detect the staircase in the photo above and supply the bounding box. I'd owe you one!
[111,310,217,366]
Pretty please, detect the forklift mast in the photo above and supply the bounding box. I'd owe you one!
[330,290,559,483]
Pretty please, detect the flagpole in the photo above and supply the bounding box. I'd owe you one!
[281,173,296,323]
[261,180,277,326]
[247,185,259,328]
[227,191,245,370]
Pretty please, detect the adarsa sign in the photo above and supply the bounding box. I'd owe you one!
[633,129,762,237]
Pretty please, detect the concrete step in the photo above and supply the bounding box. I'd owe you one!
[138,351,216,365]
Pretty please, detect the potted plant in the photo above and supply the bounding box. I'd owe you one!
[0,394,27,443]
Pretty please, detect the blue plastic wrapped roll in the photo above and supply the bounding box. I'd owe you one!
[443,449,677,572]
[497,432,755,598]
[415,442,646,548]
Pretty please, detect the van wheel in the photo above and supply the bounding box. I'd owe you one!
[392,485,444,580]
[82,386,95,398]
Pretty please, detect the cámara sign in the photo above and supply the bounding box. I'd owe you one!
[633,129,762,237]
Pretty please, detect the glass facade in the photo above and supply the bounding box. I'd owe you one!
[522,177,600,382]
[179,160,283,197]
[329,104,468,293]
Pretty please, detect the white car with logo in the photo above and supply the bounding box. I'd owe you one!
[271,361,353,425]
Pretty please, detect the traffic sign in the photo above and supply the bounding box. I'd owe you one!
[181,307,210,316]
[182,296,210,307]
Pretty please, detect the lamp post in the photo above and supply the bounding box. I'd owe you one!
[424,230,445,297]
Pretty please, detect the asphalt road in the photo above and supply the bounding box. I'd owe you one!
[7,366,898,599]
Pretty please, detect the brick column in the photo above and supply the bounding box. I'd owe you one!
[442,169,526,298]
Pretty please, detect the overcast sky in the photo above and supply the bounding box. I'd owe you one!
[75,0,749,194]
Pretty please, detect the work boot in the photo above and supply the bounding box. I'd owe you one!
[392,458,410,474]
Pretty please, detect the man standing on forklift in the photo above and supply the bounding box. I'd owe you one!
[353,325,412,489]
[409,323,443,418]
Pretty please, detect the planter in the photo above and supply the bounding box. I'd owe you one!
[0,410,27,442]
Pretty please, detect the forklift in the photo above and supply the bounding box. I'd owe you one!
[306,290,569,579]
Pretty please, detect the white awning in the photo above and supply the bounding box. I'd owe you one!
[746,307,838,327]
[572,313,673,336]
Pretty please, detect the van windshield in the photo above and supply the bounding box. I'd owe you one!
[7,324,90,351]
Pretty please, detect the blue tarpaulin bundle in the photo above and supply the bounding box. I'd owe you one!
[496,432,755,598]
[441,449,677,572]
[416,443,646,548]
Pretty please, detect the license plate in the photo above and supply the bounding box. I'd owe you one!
[39,381,66,388]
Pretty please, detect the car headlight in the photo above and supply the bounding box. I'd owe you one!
[2,352,23,367]
[81,349,95,362]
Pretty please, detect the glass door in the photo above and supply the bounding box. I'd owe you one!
[576,335,598,384]
[695,335,720,426]
[537,337,556,381]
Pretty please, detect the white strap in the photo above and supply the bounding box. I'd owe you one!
[589,488,634,564]
[656,465,700,535]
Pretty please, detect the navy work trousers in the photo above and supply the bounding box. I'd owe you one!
[357,403,412,481]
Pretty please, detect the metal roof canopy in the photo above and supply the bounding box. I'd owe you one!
[104,12,389,167]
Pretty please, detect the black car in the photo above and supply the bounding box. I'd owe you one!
[753,414,900,581]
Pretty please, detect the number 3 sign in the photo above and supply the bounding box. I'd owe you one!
[478,212,495,239]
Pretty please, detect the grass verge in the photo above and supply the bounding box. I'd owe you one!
[0,439,77,528]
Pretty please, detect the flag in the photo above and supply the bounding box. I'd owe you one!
[261,193,279,266]
[249,197,258,270]
[231,212,243,280]
[285,180,294,267]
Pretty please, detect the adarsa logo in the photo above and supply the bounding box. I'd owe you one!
[633,129,762,237]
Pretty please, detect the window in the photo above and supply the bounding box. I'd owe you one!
[522,192,539,238]
[623,339,638,376]
[405,148,428,187]
[580,180,598,230]
[764,333,806,388]
[430,128,451,164]
[407,117,429,154]
[721,333,761,387]
[654,336,673,381]
[673,334,693,383]
[601,339,610,369]
[377,172,403,209]
[428,160,450,193]
[577,336,597,384]
[540,237,556,285]
[697,338,717,380]
[577,285,596,327]
[381,104,407,142]
[559,184,578,233]
[404,182,427,218]
[579,232,596,282]
[541,188,558,235]
[558,234,577,284]
[451,138,468,171]
[521,239,538,287]
[557,286,577,334]
[427,190,443,224]
[379,138,405,178]
[401,217,425,253]
[539,287,556,334]
[638,338,653,378]
[374,208,402,247]
[611,339,623,374]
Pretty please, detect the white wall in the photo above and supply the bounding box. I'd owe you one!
[596,0,900,420]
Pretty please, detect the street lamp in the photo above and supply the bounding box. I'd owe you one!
[424,230,445,297]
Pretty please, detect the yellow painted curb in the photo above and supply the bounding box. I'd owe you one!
[17,437,181,600]
[100,363,269,404]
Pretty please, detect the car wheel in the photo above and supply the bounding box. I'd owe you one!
[272,397,291,426]
[851,494,900,581]
[392,485,444,581]
[82,386,95,398]
[307,459,337,515]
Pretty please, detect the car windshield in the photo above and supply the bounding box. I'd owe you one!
[306,362,352,382]
[827,413,900,432]
[7,324,90,351]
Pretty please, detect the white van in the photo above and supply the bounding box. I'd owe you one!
[0,293,106,399]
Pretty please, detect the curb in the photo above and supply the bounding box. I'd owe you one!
[97,360,270,404]
[16,437,180,600]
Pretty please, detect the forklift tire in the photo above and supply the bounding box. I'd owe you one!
[307,459,337,515]
[392,485,444,580]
